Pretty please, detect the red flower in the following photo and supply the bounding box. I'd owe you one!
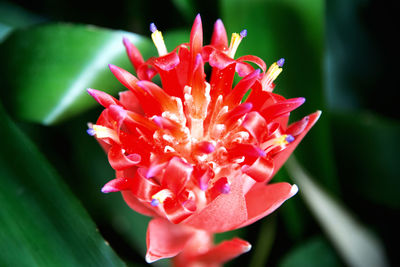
[87,14,320,266]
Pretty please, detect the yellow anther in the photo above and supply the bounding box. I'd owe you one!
[150,23,168,56]
[227,32,244,58]
[151,189,174,204]
[92,125,120,143]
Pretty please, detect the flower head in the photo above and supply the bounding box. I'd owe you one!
[88,14,320,266]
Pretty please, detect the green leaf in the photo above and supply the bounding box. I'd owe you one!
[0,103,124,266]
[249,216,277,267]
[278,236,342,267]
[285,158,389,267]
[0,23,153,125]
[170,0,196,22]
[331,111,400,208]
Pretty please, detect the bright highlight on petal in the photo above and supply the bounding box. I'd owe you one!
[86,14,320,267]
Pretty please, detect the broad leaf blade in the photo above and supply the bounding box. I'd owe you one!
[0,23,152,125]
[285,157,389,267]
[0,103,124,266]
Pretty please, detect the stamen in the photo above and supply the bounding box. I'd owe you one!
[150,198,160,207]
[150,22,168,56]
[86,124,96,136]
[227,29,246,58]
[151,189,174,205]
[262,58,284,89]
[285,134,294,143]
[90,124,119,143]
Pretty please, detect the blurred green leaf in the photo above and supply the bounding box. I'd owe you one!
[285,157,389,267]
[0,23,152,125]
[0,103,124,266]
[331,111,400,208]
[170,0,196,22]
[249,216,277,267]
[220,0,339,193]
[278,236,342,267]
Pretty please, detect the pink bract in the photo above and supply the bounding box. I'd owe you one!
[88,14,320,266]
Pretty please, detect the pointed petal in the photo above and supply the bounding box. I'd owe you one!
[190,14,203,61]
[123,37,145,71]
[272,111,321,175]
[224,69,260,107]
[260,97,306,122]
[109,64,139,91]
[146,218,193,263]
[101,177,132,193]
[195,238,251,264]
[87,88,121,108]
[239,182,298,228]
[211,19,228,50]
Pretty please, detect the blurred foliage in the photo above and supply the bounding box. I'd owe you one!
[0,0,398,266]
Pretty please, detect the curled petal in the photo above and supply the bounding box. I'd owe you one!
[131,168,161,201]
[108,144,141,170]
[161,157,193,195]
[146,218,193,263]
[150,52,180,71]
[241,157,274,183]
[209,50,236,69]
[237,55,267,72]
[242,111,268,143]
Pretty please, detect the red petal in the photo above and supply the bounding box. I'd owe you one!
[87,88,121,108]
[101,177,132,193]
[123,37,144,72]
[210,19,228,50]
[260,97,306,122]
[237,55,267,72]
[108,144,141,170]
[146,218,193,263]
[239,182,298,228]
[149,52,180,71]
[242,111,268,143]
[183,173,248,233]
[161,157,193,195]
[109,64,139,91]
[241,157,274,183]
[194,238,251,264]
[209,50,236,69]
[118,91,143,114]
[272,111,321,176]
[130,168,161,201]
[224,69,260,108]
[190,14,203,63]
